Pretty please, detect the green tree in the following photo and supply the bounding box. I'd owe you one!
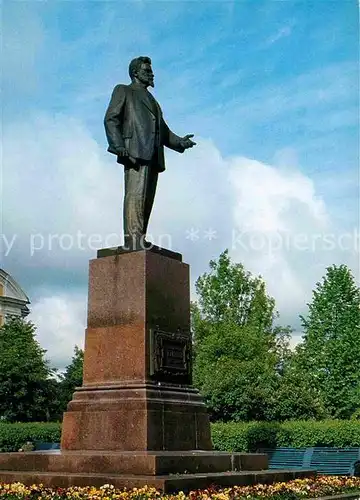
[0,317,56,422]
[295,264,360,419]
[268,357,327,421]
[60,346,84,412]
[193,250,275,331]
[192,250,293,421]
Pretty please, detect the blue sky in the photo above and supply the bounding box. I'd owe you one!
[1,0,359,367]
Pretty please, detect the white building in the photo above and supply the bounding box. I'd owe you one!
[0,269,30,326]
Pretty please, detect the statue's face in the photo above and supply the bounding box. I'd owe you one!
[135,62,154,87]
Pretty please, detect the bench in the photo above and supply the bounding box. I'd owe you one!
[33,441,60,451]
[310,448,360,476]
[264,447,308,469]
[263,447,360,476]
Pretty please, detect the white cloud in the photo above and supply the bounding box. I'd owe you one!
[2,114,358,367]
[3,114,123,268]
[29,293,86,370]
[228,156,329,320]
[230,157,328,232]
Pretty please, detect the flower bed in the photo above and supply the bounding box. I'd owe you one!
[0,477,360,499]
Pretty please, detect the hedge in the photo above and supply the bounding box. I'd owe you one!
[0,420,360,453]
[0,423,61,452]
[211,420,360,452]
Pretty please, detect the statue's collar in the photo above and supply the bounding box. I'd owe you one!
[130,82,149,91]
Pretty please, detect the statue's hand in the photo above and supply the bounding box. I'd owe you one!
[180,134,196,150]
[117,147,136,164]
[117,146,130,157]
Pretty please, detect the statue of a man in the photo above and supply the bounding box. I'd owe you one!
[104,56,196,250]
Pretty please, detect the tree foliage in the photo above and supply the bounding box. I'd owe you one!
[0,317,56,422]
[191,251,350,422]
[59,346,84,412]
[192,250,294,422]
[194,250,275,331]
[1,259,358,425]
[294,264,360,419]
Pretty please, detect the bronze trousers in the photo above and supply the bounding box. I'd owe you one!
[123,162,158,249]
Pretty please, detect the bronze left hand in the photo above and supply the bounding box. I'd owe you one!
[180,134,196,150]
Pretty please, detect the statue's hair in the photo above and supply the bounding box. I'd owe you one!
[129,56,152,80]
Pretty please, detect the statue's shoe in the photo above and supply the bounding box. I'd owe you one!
[123,236,153,251]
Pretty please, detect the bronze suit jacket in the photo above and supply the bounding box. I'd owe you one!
[104,82,185,172]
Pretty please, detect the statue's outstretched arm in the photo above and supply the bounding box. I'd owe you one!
[161,118,185,153]
[161,118,196,153]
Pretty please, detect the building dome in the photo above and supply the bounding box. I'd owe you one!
[0,269,30,326]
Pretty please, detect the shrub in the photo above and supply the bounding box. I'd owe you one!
[0,422,61,452]
[211,420,360,452]
[1,420,359,454]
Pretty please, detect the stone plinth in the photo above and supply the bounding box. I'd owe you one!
[0,450,315,493]
[61,248,212,452]
[0,451,268,476]
[84,247,190,384]
[60,382,211,451]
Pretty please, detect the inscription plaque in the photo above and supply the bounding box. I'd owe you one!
[150,329,192,384]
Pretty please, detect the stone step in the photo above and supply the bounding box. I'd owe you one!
[0,468,316,493]
[0,450,267,475]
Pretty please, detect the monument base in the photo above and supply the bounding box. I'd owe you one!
[0,450,315,493]
[0,249,315,492]
[61,382,212,451]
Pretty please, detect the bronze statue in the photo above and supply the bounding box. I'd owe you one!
[104,56,196,250]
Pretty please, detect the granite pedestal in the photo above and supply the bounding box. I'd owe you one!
[0,246,314,492]
[61,247,211,452]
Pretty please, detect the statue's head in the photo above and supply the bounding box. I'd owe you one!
[129,56,154,88]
